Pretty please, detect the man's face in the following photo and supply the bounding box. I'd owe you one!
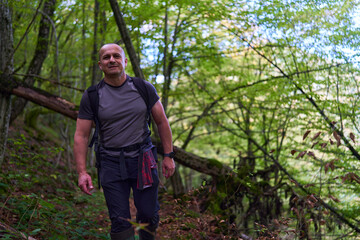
[98,44,128,77]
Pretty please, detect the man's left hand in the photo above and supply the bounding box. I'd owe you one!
[162,157,175,178]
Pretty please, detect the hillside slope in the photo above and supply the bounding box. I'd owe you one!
[0,120,236,240]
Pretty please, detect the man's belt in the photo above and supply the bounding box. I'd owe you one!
[102,136,151,152]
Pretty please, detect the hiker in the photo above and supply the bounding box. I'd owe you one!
[73,43,175,240]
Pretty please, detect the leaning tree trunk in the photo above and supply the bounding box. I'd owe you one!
[10,0,56,124]
[87,0,102,168]
[0,0,14,166]
[108,0,144,80]
[91,0,102,86]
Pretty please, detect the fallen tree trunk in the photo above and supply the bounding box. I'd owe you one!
[3,83,232,177]
[11,85,78,120]
[154,140,232,177]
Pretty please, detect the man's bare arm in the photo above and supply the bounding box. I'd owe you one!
[74,118,94,195]
[151,101,175,178]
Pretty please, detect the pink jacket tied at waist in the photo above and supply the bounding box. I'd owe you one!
[137,148,157,190]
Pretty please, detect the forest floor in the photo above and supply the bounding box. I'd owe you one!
[0,118,240,240]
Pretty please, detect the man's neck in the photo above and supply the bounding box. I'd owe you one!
[103,73,127,87]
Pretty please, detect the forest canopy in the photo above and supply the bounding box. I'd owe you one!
[1,0,360,239]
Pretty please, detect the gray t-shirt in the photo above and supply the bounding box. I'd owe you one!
[78,76,159,156]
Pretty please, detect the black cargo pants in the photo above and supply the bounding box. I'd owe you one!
[99,150,160,233]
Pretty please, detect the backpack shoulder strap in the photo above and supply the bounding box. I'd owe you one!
[132,77,150,109]
[131,77,152,127]
[87,80,103,148]
[87,85,98,115]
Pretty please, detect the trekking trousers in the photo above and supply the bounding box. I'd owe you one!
[99,152,160,234]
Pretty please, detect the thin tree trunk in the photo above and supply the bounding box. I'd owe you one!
[161,7,186,196]
[162,7,181,112]
[0,95,12,166]
[91,0,101,85]
[0,0,14,166]
[108,0,144,79]
[10,0,56,123]
[162,5,169,110]
[88,0,102,168]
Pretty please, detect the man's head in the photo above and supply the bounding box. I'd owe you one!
[98,43,128,78]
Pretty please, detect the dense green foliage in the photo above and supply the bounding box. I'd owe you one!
[3,0,360,238]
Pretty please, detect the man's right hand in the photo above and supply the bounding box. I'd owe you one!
[78,172,94,195]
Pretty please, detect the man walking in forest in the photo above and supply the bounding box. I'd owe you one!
[73,43,175,240]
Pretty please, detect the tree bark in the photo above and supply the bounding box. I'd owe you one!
[162,5,169,110]
[11,85,78,120]
[0,94,12,166]
[108,0,144,79]
[10,0,56,123]
[91,0,102,86]
[0,0,14,166]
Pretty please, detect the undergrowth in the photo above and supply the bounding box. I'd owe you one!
[3,120,358,239]
[0,123,233,240]
[0,127,110,239]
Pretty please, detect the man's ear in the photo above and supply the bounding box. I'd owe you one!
[125,58,128,67]
[98,61,102,70]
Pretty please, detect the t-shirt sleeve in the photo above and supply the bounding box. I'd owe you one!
[145,81,160,108]
[78,90,94,120]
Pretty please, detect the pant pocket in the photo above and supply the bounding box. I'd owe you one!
[100,157,120,186]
